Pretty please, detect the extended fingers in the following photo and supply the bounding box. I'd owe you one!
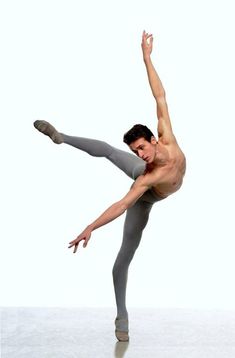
[142,31,153,47]
[68,240,77,248]
[68,240,80,253]
[68,235,89,253]
[83,240,88,248]
[142,30,153,38]
[73,243,79,253]
[68,237,82,250]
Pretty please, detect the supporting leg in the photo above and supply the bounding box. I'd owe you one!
[112,198,153,341]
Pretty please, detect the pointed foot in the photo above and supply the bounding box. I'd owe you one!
[33,120,63,144]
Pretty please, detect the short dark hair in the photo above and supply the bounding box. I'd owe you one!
[123,124,154,145]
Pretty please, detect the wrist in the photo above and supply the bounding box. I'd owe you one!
[143,55,151,64]
[87,224,95,231]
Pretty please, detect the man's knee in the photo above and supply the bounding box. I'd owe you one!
[112,244,139,276]
[132,163,145,179]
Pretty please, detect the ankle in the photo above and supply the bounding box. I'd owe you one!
[115,317,129,332]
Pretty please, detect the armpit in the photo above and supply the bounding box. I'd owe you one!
[157,117,175,144]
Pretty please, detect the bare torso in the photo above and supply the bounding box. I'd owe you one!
[145,139,186,198]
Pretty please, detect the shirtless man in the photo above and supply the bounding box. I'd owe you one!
[33,31,186,342]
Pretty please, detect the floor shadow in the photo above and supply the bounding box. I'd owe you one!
[114,341,129,358]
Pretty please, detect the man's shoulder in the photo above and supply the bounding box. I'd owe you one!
[135,172,156,188]
[142,167,165,188]
[158,133,177,146]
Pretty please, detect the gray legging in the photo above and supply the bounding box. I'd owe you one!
[62,134,164,331]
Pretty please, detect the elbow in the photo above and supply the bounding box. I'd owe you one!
[118,200,129,213]
[155,92,166,101]
[120,199,136,212]
[120,202,128,213]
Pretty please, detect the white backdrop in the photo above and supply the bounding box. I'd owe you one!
[1,0,234,309]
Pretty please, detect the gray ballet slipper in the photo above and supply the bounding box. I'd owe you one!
[33,120,63,144]
[115,318,129,342]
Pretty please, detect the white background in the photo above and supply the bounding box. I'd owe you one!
[0,0,234,309]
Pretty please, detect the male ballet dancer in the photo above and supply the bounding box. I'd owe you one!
[34,31,186,341]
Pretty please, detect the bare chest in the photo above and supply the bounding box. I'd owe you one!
[151,147,186,197]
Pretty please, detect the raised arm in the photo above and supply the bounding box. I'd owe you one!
[141,31,175,143]
[141,31,165,99]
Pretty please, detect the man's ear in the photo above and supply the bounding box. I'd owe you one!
[150,136,157,144]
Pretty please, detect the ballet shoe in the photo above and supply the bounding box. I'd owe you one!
[115,318,129,342]
[115,330,129,342]
[33,120,63,144]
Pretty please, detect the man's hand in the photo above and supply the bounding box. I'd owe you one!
[141,30,153,60]
[68,226,92,253]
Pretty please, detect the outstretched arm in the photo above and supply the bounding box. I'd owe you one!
[142,30,174,143]
[141,30,165,99]
[68,175,151,253]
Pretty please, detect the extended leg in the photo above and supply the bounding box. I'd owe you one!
[112,198,153,341]
[62,134,145,179]
[33,120,145,179]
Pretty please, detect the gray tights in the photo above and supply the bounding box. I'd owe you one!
[62,134,163,331]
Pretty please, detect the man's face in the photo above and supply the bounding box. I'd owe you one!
[129,137,157,163]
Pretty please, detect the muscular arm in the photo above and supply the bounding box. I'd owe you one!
[141,31,165,99]
[68,175,152,253]
[144,56,165,99]
[142,31,174,143]
[89,177,149,231]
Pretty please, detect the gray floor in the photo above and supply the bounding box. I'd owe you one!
[1,307,235,358]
